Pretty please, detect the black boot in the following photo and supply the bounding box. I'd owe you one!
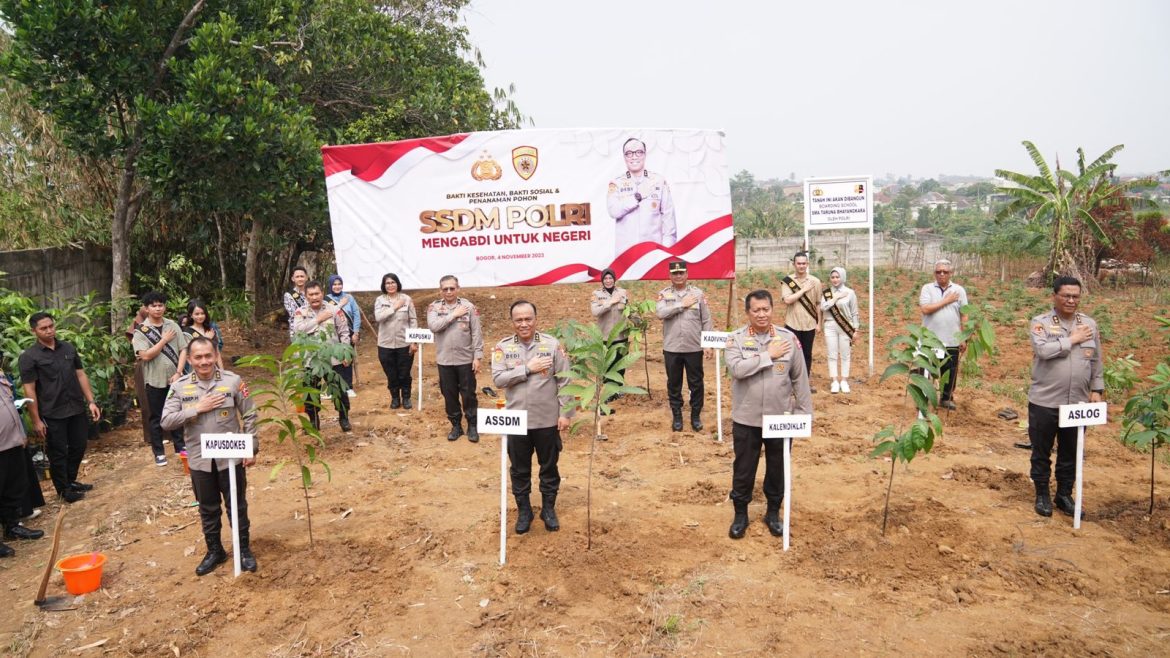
[540,494,559,531]
[196,535,229,576]
[1055,483,1080,517]
[401,390,413,409]
[690,408,703,432]
[447,419,463,441]
[764,502,784,537]
[729,502,749,539]
[4,523,44,540]
[515,496,534,534]
[1034,483,1053,518]
[0,541,12,558]
[671,408,683,432]
[238,531,257,572]
[466,415,480,443]
[390,392,401,409]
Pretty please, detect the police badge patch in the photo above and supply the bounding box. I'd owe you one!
[512,146,538,181]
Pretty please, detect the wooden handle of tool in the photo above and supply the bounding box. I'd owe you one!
[34,506,67,604]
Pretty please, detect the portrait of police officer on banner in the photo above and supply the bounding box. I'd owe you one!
[607,138,677,255]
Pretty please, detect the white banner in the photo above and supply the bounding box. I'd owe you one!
[700,331,731,349]
[404,328,434,344]
[201,433,254,459]
[762,414,813,439]
[322,129,734,290]
[478,409,528,435]
[1059,402,1108,428]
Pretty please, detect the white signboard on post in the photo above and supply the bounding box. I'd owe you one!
[200,433,254,577]
[478,408,528,566]
[761,414,813,551]
[405,329,434,411]
[701,331,731,442]
[803,175,875,378]
[1059,401,1108,530]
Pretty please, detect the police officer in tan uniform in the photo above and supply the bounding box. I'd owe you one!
[724,290,812,539]
[590,268,629,412]
[161,337,259,576]
[1027,276,1104,518]
[655,260,713,431]
[428,275,484,442]
[292,281,353,432]
[606,138,677,254]
[491,301,573,534]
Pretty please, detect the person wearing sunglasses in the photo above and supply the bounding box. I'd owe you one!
[427,276,484,443]
[606,137,677,256]
[918,259,968,410]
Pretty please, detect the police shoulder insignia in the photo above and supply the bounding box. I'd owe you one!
[608,182,617,192]
[492,348,504,364]
[239,381,250,399]
[1032,324,1045,336]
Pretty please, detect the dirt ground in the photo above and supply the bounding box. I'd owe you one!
[2,271,1169,657]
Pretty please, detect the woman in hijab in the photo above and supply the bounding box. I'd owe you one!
[373,273,418,409]
[325,274,360,398]
[590,268,629,411]
[821,266,860,394]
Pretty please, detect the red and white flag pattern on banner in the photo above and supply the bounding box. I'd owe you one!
[321,129,734,290]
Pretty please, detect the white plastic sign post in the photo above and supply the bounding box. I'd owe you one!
[762,414,813,551]
[479,409,527,565]
[1059,401,1107,529]
[405,329,434,411]
[201,433,254,577]
[701,331,731,442]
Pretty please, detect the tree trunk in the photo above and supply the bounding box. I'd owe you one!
[109,140,143,331]
[214,213,227,292]
[244,217,262,323]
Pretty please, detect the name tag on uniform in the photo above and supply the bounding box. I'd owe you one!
[701,331,730,349]
[1058,402,1107,428]
[202,433,254,459]
[405,329,434,344]
[477,410,527,434]
[762,414,813,439]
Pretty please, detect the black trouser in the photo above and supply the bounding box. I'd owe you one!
[607,339,629,401]
[730,422,785,505]
[305,367,350,429]
[939,346,961,402]
[1029,403,1079,488]
[0,446,27,527]
[378,346,414,399]
[145,384,185,457]
[785,327,816,378]
[21,447,44,517]
[44,413,89,494]
[438,363,477,424]
[664,350,704,412]
[507,427,561,497]
[190,460,249,539]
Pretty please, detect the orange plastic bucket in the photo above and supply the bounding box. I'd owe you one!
[56,552,107,595]
[179,451,190,475]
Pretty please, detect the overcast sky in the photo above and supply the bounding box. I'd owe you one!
[463,0,1169,181]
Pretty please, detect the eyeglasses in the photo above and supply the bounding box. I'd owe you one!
[623,149,645,157]
[441,287,457,292]
[934,270,951,274]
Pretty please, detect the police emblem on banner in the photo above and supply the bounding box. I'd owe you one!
[512,146,538,181]
[470,151,503,181]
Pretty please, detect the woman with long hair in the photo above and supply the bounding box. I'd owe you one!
[183,300,223,369]
[283,266,309,340]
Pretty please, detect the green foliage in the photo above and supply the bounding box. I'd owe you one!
[729,170,801,238]
[0,287,134,428]
[622,299,657,396]
[957,303,997,373]
[234,333,351,547]
[1104,354,1141,398]
[1121,363,1170,514]
[551,318,646,549]
[870,325,948,535]
[995,141,1169,284]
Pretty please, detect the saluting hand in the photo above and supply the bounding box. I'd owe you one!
[1068,324,1093,345]
[195,393,226,413]
[450,304,469,319]
[161,328,177,343]
[767,339,791,360]
[526,355,553,375]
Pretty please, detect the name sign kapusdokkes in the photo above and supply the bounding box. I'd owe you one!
[201,433,254,459]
